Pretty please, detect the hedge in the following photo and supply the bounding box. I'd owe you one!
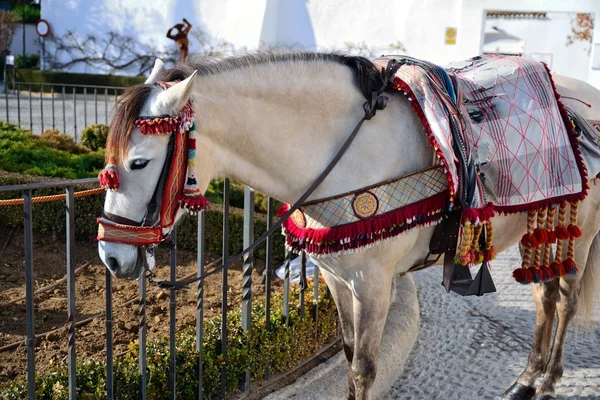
[0,122,104,179]
[0,280,339,399]
[7,69,145,93]
[0,172,286,261]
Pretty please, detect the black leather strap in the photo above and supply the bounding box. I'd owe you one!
[148,59,398,290]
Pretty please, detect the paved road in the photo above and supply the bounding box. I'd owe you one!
[1,89,121,139]
[386,245,600,400]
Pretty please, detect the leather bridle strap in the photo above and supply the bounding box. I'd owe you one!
[147,89,391,290]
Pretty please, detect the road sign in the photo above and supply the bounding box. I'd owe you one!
[36,19,50,37]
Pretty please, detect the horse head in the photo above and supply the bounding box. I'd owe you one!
[97,59,199,279]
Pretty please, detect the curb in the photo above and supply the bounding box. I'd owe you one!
[265,274,420,399]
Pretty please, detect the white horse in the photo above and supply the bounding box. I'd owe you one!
[98,53,600,400]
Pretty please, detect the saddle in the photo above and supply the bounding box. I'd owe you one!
[374,55,588,295]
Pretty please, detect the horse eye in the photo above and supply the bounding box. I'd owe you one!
[130,159,150,170]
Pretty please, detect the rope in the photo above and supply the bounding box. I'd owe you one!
[0,187,104,207]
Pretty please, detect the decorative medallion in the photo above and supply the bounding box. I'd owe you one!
[291,209,307,228]
[352,191,379,220]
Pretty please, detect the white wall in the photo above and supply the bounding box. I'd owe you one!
[41,0,600,88]
[460,0,600,87]
[484,12,592,81]
[9,24,41,58]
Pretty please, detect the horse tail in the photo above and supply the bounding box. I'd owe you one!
[577,233,600,328]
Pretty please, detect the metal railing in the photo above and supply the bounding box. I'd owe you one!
[2,82,126,140]
[0,178,332,399]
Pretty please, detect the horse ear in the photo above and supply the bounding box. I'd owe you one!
[155,70,198,114]
[145,59,165,84]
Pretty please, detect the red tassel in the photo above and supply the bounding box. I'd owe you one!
[543,266,555,281]
[482,203,495,220]
[99,167,120,190]
[533,228,548,244]
[512,268,525,283]
[521,233,539,248]
[546,229,556,244]
[554,225,570,240]
[563,258,579,275]
[179,195,209,213]
[524,268,534,283]
[567,224,582,238]
[483,246,496,262]
[463,208,479,223]
[550,261,563,277]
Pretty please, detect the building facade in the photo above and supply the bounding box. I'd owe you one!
[41,0,600,87]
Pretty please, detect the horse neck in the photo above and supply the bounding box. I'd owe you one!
[191,61,432,204]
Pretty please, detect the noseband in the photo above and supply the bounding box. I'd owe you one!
[97,81,208,247]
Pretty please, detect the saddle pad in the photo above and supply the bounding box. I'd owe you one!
[374,55,587,214]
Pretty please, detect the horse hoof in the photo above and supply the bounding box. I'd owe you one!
[502,382,537,400]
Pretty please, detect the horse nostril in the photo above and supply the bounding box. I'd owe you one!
[106,257,120,273]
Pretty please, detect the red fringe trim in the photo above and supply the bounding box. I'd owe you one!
[135,117,181,135]
[392,78,456,202]
[280,191,449,255]
[179,195,210,212]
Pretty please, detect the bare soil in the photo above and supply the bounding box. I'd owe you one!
[0,227,281,384]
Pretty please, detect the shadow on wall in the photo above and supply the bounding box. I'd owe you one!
[260,0,316,50]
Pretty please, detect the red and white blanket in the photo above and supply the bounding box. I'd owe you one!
[374,55,587,214]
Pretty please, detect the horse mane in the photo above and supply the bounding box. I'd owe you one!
[107,52,383,164]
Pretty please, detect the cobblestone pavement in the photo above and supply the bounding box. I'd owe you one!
[386,245,600,400]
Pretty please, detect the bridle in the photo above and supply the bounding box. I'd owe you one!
[97,59,402,290]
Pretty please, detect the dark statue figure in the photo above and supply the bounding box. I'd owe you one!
[166,18,192,62]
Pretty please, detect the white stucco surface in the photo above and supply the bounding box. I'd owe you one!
[40,1,600,84]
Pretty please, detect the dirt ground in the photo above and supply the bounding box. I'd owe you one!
[0,227,282,384]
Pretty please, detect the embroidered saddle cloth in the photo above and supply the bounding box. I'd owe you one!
[373,55,587,213]
[281,55,590,284]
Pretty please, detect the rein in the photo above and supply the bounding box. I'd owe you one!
[102,59,401,290]
[147,89,392,289]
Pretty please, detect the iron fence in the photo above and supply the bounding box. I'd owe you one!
[2,82,125,140]
[0,178,334,399]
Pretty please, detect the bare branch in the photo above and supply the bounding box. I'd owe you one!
[45,31,178,75]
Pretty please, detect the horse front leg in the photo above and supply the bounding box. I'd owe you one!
[320,269,357,399]
[503,280,559,400]
[350,269,394,400]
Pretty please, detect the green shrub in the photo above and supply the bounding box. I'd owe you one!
[11,4,40,23]
[81,124,109,151]
[0,281,338,399]
[15,53,39,69]
[40,129,91,154]
[0,122,104,179]
[207,179,282,214]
